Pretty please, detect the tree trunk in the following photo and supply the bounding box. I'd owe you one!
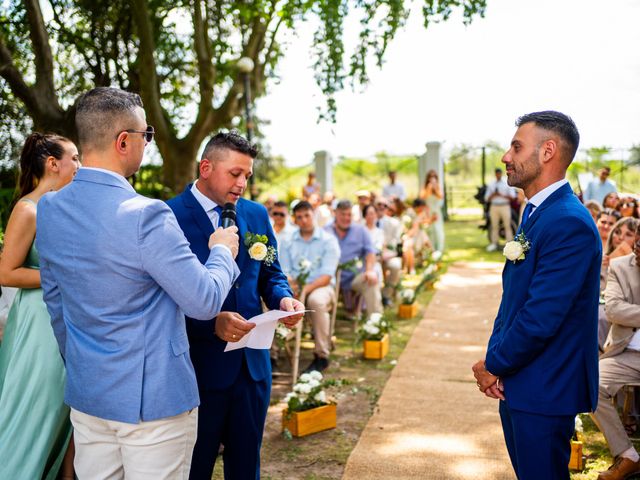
[157,138,200,197]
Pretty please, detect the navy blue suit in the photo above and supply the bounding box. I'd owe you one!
[485,183,601,479]
[168,187,292,479]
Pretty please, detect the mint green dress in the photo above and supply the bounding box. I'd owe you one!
[0,213,72,479]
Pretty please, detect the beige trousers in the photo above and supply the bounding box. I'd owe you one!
[590,350,640,457]
[489,203,513,245]
[351,272,383,315]
[70,408,198,480]
[305,285,336,358]
[382,256,402,299]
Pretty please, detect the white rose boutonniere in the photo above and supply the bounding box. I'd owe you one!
[503,233,531,263]
[248,242,267,261]
[245,232,277,266]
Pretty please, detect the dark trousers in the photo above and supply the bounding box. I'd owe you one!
[189,359,271,480]
[499,401,574,480]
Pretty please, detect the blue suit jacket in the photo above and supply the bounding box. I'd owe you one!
[167,187,292,390]
[36,169,239,424]
[485,183,601,416]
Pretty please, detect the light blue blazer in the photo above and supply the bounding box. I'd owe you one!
[36,168,239,424]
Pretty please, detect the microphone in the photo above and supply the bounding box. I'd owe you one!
[221,202,236,228]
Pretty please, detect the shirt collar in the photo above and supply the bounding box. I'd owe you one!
[292,226,321,241]
[527,179,568,210]
[191,180,219,212]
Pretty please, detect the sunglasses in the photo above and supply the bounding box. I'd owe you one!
[271,211,286,217]
[121,125,155,144]
[620,203,637,208]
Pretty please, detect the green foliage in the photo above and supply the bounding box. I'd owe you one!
[1,0,487,190]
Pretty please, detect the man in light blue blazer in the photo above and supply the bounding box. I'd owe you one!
[36,87,241,479]
[473,111,601,480]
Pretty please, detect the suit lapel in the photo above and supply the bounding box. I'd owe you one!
[522,183,573,234]
[182,185,215,239]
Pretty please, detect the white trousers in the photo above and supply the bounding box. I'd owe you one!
[489,203,513,245]
[70,408,198,480]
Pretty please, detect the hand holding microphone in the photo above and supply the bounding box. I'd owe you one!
[208,203,239,258]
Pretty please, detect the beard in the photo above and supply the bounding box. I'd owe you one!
[507,148,542,190]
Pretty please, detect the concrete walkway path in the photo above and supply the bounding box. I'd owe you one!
[343,262,515,480]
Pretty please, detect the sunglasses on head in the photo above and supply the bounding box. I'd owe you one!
[121,125,155,144]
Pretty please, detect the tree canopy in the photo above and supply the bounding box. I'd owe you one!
[0,0,487,193]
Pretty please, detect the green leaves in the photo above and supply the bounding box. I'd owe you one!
[244,231,269,247]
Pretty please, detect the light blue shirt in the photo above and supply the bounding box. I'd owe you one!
[325,223,376,289]
[280,227,340,284]
[583,178,617,205]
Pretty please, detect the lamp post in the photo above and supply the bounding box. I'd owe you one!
[237,56,256,199]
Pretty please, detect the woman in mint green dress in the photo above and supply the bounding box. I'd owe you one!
[0,133,80,479]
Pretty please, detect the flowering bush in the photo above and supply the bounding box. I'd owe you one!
[284,371,343,413]
[357,312,390,341]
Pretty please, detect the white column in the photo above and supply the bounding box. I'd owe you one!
[314,150,333,194]
[418,141,442,191]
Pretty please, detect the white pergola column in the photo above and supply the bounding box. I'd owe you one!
[314,150,333,194]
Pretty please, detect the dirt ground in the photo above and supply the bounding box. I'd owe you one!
[211,290,433,480]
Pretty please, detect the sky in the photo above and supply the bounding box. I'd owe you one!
[256,0,640,166]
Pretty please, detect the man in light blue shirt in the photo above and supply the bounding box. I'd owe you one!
[583,166,617,205]
[280,201,340,372]
[325,200,383,317]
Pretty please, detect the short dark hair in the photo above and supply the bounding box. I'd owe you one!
[202,131,258,162]
[293,200,313,214]
[336,199,352,211]
[76,87,143,151]
[495,168,503,174]
[516,110,580,163]
[412,198,426,208]
[597,208,621,222]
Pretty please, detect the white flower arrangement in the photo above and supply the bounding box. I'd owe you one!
[275,322,290,341]
[503,232,531,263]
[400,288,416,305]
[284,371,340,413]
[358,312,390,341]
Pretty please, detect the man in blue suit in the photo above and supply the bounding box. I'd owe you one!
[168,132,304,480]
[473,111,601,480]
[37,87,241,479]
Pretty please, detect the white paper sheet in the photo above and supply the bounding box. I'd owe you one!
[223,310,313,352]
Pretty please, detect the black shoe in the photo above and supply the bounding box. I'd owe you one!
[303,355,330,374]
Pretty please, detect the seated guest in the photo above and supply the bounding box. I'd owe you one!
[270,200,296,248]
[280,201,340,372]
[590,223,640,480]
[598,217,640,350]
[585,200,603,222]
[363,204,384,252]
[374,198,403,305]
[326,200,383,317]
[597,209,622,250]
[604,192,621,210]
[353,190,371,224]
[402,198,432,275]
[617,196,639,219]
[316,191,335,227]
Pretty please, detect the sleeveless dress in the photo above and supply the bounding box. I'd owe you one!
[0,201,72,479]
[425,194,445,252]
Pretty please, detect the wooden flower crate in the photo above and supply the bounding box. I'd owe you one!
[568,440,584,470]
[398,302,418,318]
[282,404,337,437]
[363,333,389,360]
